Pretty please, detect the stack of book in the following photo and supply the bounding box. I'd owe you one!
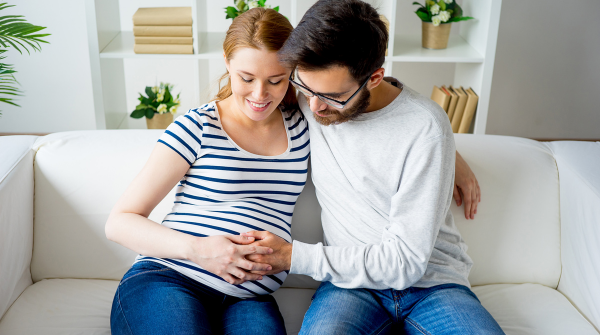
[133,7,193,55]
[431,85,479,133]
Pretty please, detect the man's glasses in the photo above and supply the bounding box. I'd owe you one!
[289,69,372,109]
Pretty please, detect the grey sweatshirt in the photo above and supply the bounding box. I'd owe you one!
[290,77,473,290]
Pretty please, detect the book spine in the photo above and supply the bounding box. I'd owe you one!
[133,26,193,37]
[135,36,193,45]
[133,16,193,26]
[458,88,479,133]
[134,44,193,54]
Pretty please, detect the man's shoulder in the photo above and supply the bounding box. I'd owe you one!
[394,85,453,141]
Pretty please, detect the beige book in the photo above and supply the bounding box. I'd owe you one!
[134,44,193,54]
[431,85,450,112]
[445,86,458,120]
[450,86,468,133]
[458,88,479,133]
[133,7,192,26]
[133,26,192,37]
[135,36,193,45]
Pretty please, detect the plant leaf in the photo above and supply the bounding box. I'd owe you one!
[130,108,145,118]
[225,6,238,19]
[448,16,474,23]
[272,6,280,12]
[145,86,156,100]
[145,108,155,119]
[416,10,430,22]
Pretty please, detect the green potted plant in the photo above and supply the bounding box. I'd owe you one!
[0,2,50,118]
[224,0,279,20]
[413,0,474,49]
[130,82,180,129]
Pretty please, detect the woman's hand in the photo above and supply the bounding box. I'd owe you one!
[454,151,481,220]
[241,231,293,275]
[186,235,274,285]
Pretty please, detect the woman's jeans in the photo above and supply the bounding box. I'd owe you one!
[299,281,506,335]
[110,261,286,335]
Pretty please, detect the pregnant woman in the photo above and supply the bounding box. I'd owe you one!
[106,8,306,335]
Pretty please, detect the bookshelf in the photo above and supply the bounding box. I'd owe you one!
[85,0,501,134]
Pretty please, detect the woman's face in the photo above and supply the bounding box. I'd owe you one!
[225,47,290,122]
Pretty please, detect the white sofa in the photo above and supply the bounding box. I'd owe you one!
[0,131,599,335]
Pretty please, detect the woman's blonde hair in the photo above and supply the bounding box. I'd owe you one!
[213,8,297,110]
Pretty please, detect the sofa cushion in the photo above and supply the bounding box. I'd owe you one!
[452,135,561,288]
[472,284,598,334]
[1,280,596,335]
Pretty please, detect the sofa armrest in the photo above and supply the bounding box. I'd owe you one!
[0,135,38,320]
[544,141,600,331]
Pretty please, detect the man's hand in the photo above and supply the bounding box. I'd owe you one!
[241,231,292,275]
[454,151,481,220]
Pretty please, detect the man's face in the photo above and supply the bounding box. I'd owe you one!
[296,67,371,126]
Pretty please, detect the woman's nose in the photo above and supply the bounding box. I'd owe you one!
[309,96,327,113]
[253,82,269,101]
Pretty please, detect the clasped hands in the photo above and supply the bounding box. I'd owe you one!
[189,231,291,285]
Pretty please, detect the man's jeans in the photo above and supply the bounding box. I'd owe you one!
[110,261,286,335]
[299,281,505,335]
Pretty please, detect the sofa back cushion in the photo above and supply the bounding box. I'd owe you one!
[30,131,561,289]
[452,134,560,288]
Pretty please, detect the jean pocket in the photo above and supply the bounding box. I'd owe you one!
[120,261,172,286]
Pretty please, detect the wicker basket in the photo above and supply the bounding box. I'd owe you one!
[146,113,173,129]
[422,21,452,49]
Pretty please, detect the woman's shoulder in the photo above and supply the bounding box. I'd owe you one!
[183,101,220,123]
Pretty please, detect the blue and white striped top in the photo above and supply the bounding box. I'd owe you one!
[134,101,310,298]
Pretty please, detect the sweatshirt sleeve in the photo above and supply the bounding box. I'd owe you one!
[290,132,456,290]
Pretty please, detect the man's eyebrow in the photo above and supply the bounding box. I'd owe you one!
[297,73,350,98]
[239,70,286,78]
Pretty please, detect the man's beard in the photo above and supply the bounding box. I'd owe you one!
[313,88,371,126]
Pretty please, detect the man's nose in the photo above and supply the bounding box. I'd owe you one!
[309,96,327,113]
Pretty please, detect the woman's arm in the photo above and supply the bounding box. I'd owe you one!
[105,143,273,284]
[454,150,481,220]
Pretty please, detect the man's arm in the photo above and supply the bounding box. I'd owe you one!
[246,133,456,290]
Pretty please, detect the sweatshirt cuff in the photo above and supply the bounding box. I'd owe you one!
[290,240,321,277]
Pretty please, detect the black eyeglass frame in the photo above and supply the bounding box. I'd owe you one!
[289,69,373,108]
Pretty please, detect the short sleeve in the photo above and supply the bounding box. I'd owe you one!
[157,109,203,165]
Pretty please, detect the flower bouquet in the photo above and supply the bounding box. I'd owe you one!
[413,0,474,49]
[130,82,180,129]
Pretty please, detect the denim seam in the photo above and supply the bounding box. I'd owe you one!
[405,317,433,335]
[372,319,393,335]
[120,267,174,286]
[116,287,134,335]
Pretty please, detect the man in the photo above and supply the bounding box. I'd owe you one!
[243,0,503,333]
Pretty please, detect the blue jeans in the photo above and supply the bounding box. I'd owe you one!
[299,281,505,335]
[110,261,286,335]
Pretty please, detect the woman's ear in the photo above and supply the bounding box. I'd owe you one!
[223,52,230,73]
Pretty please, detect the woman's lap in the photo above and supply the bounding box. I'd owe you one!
[111,261,286,335]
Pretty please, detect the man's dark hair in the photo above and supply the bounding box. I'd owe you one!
[278,0,388,83]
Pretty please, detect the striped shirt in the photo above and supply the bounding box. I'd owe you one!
[134,101,310,298]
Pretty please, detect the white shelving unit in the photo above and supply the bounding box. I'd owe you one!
[85,0,501,134]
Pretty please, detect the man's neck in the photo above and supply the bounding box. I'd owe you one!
[365,79,402,113]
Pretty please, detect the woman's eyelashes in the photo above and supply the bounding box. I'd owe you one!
[239,75,282,85]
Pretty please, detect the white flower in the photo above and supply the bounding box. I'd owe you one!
[432,15,441,26]
[444,0,453,3]
[151,86,159,94]
[157,93,164,102]
[430,4,440,15]
[170,105,178,114]
[438,10,451,22]
[157,104,167,114]
[248,1,259,9]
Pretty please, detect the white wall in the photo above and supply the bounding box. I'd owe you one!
[0,0,97,133]
[486,0,600,139]
[2,0,599,138]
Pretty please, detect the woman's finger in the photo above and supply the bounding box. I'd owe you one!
[237,259,272,272]
[226,234,255,245]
